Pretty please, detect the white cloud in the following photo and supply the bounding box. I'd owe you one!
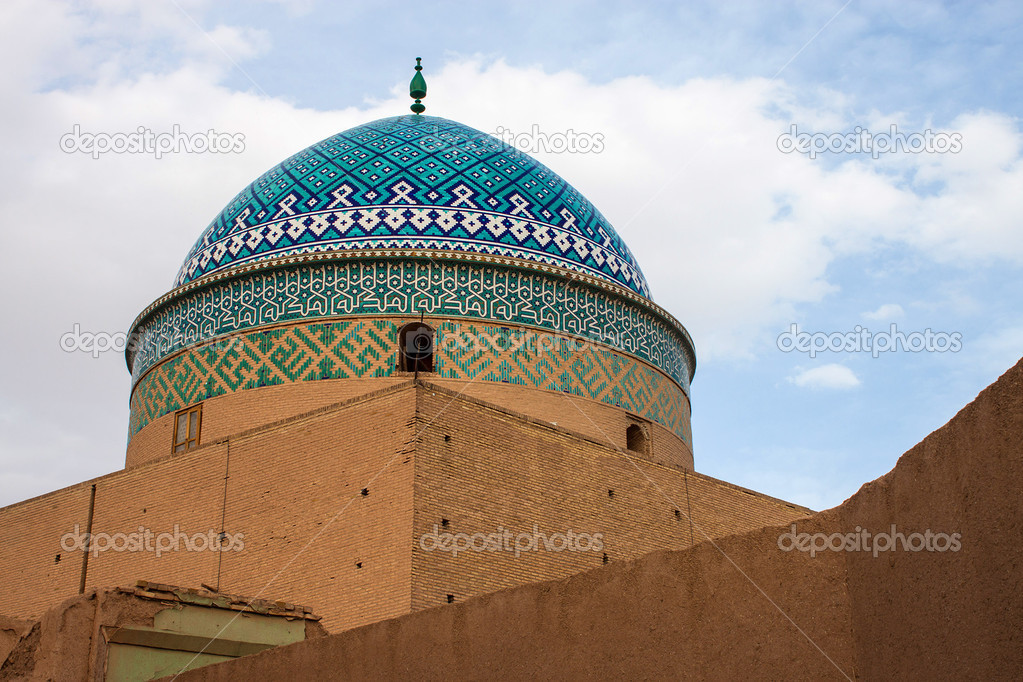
[422,62,1023,362]
[0,2,1021,505]
[787,364,862,390]
[862,303,905,320]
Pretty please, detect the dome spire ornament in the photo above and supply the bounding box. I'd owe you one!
[409,57,427,114]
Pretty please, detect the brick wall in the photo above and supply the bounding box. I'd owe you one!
[410,385,807,611]
[0,483,93,616]
[128,374,692,471]
[126,377,409,468]
[425,377,693,470]
[1,385,418,633]
[1,381,804,635]
[213,386,417,632]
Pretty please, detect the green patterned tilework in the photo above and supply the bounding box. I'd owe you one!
[129,259,694,392]
[176,116,649,296]
[129,319,690,445]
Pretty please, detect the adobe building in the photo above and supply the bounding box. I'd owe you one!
[0,583,327,680]
[1,64,813,672]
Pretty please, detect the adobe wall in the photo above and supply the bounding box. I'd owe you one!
[168,520,857,681]
[836,356,1023,679]
[167,359,1023,680]
[0,585,326,681]
[0,616,32,674]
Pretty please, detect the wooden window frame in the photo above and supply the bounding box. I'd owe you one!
[172,404,203,454]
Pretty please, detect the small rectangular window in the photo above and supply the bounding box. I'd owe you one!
[173,404,202,453]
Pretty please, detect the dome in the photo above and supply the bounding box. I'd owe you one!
[175,115,651,297]
[126,109,695,469]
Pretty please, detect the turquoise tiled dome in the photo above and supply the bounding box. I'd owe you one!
[176,115,651,297]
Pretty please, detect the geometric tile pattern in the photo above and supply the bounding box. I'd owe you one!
[128,318,691,445]
[175,115,649,297]
[438,321,691,444]
[129,259,694,392]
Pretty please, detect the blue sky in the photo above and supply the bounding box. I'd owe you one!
[0,0,1020,510]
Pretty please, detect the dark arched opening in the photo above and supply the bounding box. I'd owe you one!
[626,423,648,454]
[398,322,435,373]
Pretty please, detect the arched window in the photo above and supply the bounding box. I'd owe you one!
[626,423,648,454]
[398,322,434,373]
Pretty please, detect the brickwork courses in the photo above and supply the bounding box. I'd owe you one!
[0,380,806,634]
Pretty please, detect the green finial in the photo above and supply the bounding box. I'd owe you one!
[409,57,427,114]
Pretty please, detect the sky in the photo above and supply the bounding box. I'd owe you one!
[0,0,1020,511]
